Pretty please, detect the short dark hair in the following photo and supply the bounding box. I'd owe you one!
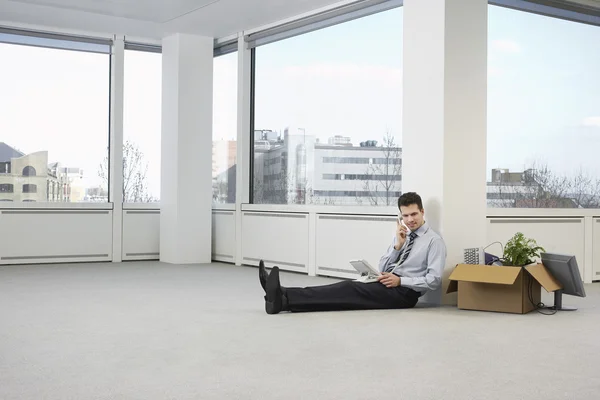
[398,192,423,210]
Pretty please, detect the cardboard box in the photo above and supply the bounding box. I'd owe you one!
[447,264,562,314]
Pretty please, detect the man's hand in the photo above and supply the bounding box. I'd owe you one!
[378,272,401,288]
[395,218,408,250]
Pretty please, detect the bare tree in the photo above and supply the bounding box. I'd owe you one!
[295,178,328,205]
[212,177,228,203]
[252,172,265,204]
[569,168,600,208]
[362,131,402,206]
[488,162,599,208]
[255,170,288,204]
[253,169,333,205]
[305,185,336,206]
[98,140,156,203]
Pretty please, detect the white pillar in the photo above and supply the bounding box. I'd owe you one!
[160,34,214,264]
[402,0,488,303]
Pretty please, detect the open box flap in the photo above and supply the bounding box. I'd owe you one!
[525,263,563,293]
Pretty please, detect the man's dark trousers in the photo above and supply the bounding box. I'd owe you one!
[284,280,421,312]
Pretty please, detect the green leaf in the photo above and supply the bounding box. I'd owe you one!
[502,232,546,266]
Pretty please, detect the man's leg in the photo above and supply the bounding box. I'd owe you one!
[285,280,420,312]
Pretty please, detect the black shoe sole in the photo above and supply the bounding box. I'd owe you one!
[259,260,268,292]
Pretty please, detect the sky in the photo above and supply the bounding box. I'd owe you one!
[1,5,599,202]
[0,43,110,189]
[123,50,162,200]
[254,6,600,180]
[0,45,237,200]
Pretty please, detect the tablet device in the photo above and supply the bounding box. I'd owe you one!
[349,259,381,277]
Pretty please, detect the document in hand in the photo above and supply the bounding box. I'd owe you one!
[349,259,382,283]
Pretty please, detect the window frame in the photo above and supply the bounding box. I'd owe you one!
[486,3,600,210]
[122,44,163,204]
[0,28,112,209]
[490,0,600,27]
[248,4,404,209]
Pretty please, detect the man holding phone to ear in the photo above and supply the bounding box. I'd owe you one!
[259,192,447,314]
[376,192,446,293]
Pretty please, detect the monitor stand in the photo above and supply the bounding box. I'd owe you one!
[547,290,578,311]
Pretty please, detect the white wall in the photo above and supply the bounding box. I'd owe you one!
[3,206,595,292]
[487,217,585,277]
[241,210,309,273]
[315,214,396,279]
[209,207,599,289]
[0,209,112,264]
[122,209,160,260]
[212,209,235,263]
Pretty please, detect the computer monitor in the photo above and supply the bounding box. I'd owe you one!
[540,252,586,311]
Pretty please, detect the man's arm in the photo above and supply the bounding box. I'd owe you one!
[378,235,405,273]
[400,238,446,291]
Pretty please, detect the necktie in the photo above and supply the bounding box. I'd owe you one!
[387,232,418,272]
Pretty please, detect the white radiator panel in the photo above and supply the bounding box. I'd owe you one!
[212,210,236,263]
[0,210,112,264]
[241,211,309,273]
[122,210,160,260]
[316,214,396,279]
[594,218,600,281]
[487,217,585,278]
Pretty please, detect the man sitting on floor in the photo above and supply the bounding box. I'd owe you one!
[258,192,447,314]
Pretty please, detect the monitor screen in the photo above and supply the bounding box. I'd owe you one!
[540,253,586,298]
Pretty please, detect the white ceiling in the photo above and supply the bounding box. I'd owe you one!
[0,0,348,40]
[5,0,224,23]
[1,0,598,41]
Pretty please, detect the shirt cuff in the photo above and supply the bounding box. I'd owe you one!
[400,277,414,287]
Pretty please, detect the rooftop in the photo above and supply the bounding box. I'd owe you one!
[0,142,25,163]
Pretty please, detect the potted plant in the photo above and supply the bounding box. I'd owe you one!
[502,232,546,267]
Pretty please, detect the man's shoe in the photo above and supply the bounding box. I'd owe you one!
[258,260,269,292]
[265,267,283,314]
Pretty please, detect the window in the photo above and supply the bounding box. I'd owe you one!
[322,173,400,181]
[488,6,600,208]
[123,47,162,203]
[23,184,37,193]
[22,166,36,176]
[212,52,238,204]
[252,7,403,206]
[0,184,13,193]
[0,34,110,204]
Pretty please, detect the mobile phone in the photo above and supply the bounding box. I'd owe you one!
[400,219,411,233]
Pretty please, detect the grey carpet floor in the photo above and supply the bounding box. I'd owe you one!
[0,261,599,400]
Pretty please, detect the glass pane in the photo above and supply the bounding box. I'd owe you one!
[253,8,403,206]
[123,49,162,203]
[212,52,238,204]
[0,42,109,203]
[488,6,600,208]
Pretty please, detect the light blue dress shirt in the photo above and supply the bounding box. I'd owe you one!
[377,221,447,294]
